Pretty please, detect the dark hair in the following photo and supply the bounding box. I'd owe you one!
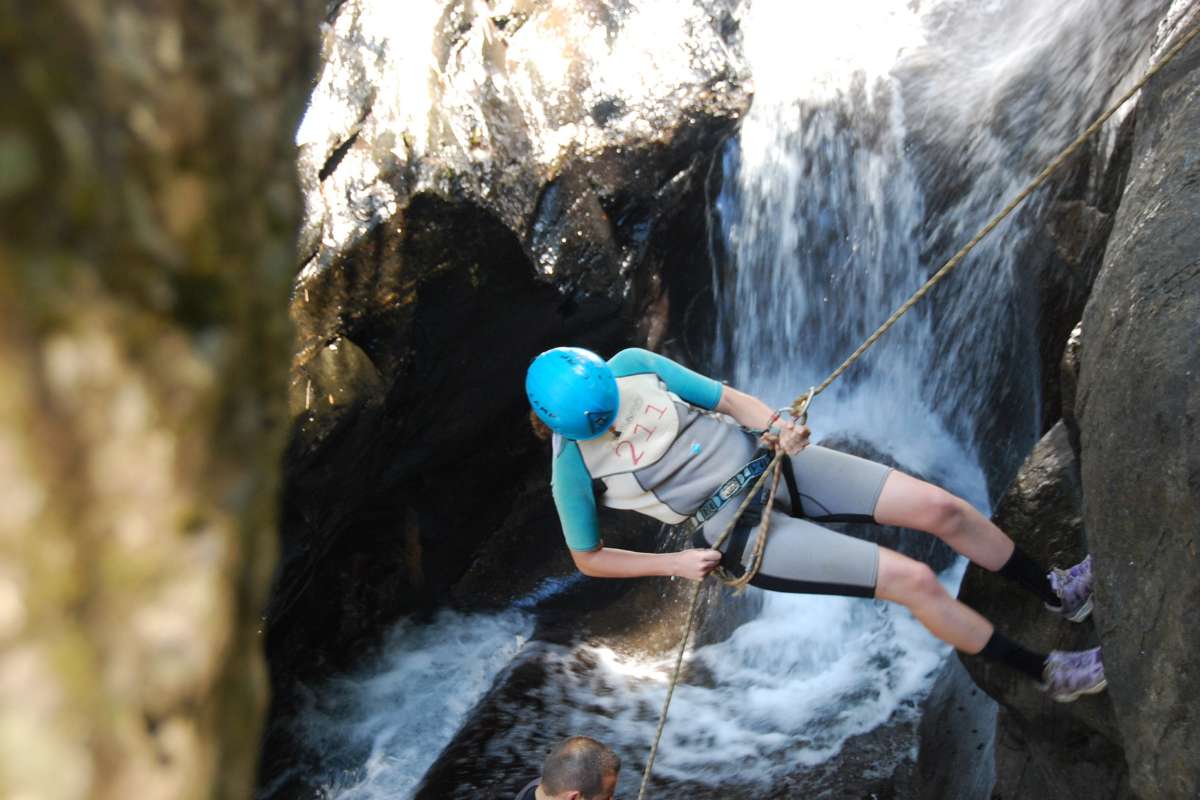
[530,408,553,441]
[541,736,621,798]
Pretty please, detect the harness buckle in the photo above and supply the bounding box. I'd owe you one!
[684,451,771,534]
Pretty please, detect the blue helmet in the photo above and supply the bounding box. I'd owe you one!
[525,347,619,440]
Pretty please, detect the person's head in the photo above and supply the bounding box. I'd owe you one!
[540,736,621,800]
[525,347,618,441]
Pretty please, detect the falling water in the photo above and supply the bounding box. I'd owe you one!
[716,0,1168,457]
[276,1,1171,797]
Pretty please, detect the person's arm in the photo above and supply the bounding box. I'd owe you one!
[608,348,723,408]
[713,384,777,431]
[571,545,721,580]
[715,384,811,454]
[608,348,809,453]
[554,438,721,580]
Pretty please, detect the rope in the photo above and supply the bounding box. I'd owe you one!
[637,452,782,800]
[638,23,1200,799]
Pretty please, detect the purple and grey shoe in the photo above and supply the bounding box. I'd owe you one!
[1040,646,1107,702]
[1046,554,1093,622]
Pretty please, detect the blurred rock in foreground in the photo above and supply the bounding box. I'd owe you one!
[0,3,320,798]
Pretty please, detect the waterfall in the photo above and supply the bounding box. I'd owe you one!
[274,1,1170,797]
[716,0,1166,465]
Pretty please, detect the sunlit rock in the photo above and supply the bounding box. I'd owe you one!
[295,0,751,281]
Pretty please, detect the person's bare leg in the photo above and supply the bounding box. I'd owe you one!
[875,548,1107,699]
[874,547,992,653]
[874,471,1014,570]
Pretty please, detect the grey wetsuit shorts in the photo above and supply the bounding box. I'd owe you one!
[697,445,892,598]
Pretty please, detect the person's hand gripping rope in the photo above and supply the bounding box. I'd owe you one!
[759,410,811,455]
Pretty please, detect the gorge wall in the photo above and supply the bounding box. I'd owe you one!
[265,0,750,682]
[948,14,1200,799]
[263,3,1200,798]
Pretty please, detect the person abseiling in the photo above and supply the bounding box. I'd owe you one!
[525,346,1104,701]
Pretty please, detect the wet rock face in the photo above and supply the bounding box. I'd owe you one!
[1027,110,1135,436]
[958,422,1128,795]
[946,27,1200,796]
[959,423,1097,704]
[1076,25,1200,800]
[0,3,320,799]
[268,0,751,681]
[296,0,751,280]
[915,657,996,800]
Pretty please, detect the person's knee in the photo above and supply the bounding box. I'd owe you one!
[922,487,968,538]
[884,559,942,606]
[878,474,970,537]
[909,561,942,600]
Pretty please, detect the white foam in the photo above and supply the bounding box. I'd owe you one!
[509,570,961,790]
[291,609,532,800]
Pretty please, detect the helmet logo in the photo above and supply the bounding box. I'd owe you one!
[585,410,614,435]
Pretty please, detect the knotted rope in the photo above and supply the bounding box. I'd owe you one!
[638,23,1200,800]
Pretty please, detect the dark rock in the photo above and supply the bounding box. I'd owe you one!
[988,704,1133,800]
[1021,108,1136,440]
[1075,23,1200,800]
[958,421,1129,796]
[1031,193,1111,434]
[271,0,751,662]
[960,422,1117,722]
[915,656,997,800]
[269,196,608,675]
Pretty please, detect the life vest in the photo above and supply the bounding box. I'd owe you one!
[576,373,688,523]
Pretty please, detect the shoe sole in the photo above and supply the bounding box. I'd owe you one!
[1065,596,1093,623]
[1045,595,1093,623]
[1051,676,1107,703]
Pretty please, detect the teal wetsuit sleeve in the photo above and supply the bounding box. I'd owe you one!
[608,348,723,410]
[551,440,601,552]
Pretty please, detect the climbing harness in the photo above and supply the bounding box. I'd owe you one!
[637,22,1200,800]
[683,451,773,534]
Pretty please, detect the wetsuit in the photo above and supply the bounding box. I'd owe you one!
[551,349,892,597]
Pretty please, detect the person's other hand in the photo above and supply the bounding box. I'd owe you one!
[672,548,722,580]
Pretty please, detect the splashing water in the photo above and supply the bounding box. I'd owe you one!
[269,610,533,800]
[716,0,1167,453]
[525,563,967,790]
